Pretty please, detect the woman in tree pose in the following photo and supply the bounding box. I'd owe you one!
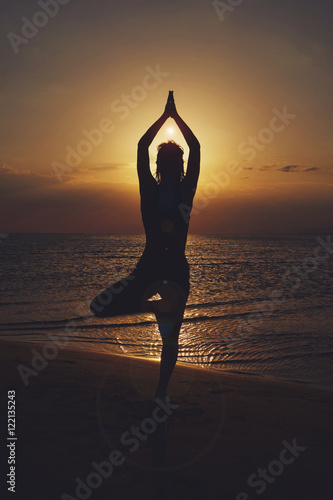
[90,91,200,398]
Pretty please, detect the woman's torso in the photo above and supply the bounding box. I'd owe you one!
[138,180,194,271]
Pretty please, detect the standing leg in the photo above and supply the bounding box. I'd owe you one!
[155,318,183,400]
[150,281,187,399]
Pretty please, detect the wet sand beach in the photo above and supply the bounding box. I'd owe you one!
[1,340,333,500]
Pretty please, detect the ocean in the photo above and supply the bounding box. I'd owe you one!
[1,233,333,387]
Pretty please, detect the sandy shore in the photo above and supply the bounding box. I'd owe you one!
[1,340,333,500]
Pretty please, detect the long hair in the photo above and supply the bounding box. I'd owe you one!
[155,140,185,184]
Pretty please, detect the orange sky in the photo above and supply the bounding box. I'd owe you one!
[1,0,332,234]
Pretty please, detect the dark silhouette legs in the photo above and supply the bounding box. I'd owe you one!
[148,282,187,399]
[155,324,181,399]
[90,274,188,398]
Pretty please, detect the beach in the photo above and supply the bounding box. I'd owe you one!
[1,340,333,500]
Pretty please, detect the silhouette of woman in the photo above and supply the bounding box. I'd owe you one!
[90,91,200,398]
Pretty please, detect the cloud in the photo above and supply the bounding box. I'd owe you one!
[256,164,321,173]
[0,161,56,191]
[278,165,300,172]
[278,165,320,173]
[79,163,131,172]
[258,165,277,171]
[0,161,31,176]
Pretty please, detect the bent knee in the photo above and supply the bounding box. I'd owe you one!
[90,298,106,317]
[90,288,114,316]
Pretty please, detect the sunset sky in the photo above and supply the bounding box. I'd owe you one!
[1,0,332,234]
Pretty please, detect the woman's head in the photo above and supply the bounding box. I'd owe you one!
[155,141,184,184]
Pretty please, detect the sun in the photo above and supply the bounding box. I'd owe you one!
[167,127,174,135]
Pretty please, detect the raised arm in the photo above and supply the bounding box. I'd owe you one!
[167,93,200,191]
[137,110,169,190]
